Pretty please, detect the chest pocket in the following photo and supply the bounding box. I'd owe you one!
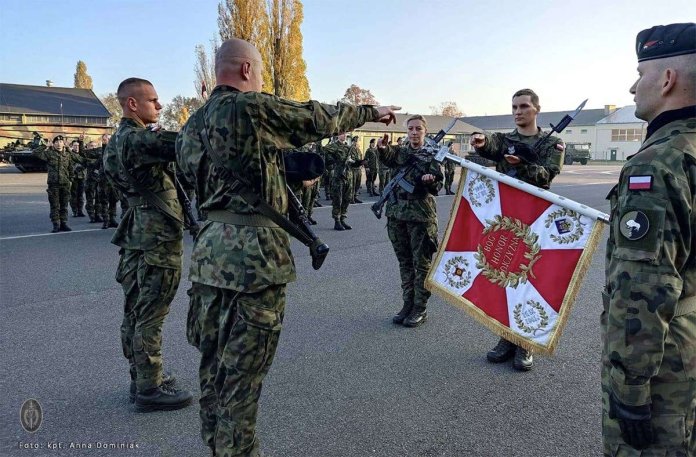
[612,192,667,264]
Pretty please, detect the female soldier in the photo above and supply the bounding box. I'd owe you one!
[377,115,443,327]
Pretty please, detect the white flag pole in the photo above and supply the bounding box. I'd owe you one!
[434,150,610,224]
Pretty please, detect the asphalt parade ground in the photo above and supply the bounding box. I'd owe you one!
[1,164,620,457]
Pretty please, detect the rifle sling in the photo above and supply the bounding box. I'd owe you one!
[113,136,184,226]
[198,116,313,246]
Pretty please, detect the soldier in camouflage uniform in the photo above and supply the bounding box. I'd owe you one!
[31,135,93,232]
[471,88,566,371]
[176,38,399,457]
[84,140,103,223]
[351,136,364,203]
[322,137,334,200]
[103,77,192,412]
[69,137,87,217]
[324,133,363,230]
[601,23,696,455]
[364,138,378,196]
[377,115,443,327]
[443,142,456,195]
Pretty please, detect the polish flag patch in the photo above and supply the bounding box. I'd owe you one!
[628,176,652,190]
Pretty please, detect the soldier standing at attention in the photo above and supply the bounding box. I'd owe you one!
[351,135,364,203]
[103,77,192,412]
[443,142,456,195]
[31,135,91,232]
[84,140,103,223]
[377,115,443,327]
[364,138,378,196]
[324,132,362,230]
[601,23,696,455]
[470,88,565,371]
[69,136,87,217]
[176,38,398,457]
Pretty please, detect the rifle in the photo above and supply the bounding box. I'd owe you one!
[371,117,460,219]
[173,174,200,237]
[531,99,587,152]
[286,184,329,270]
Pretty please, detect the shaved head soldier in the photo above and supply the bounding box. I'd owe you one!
[602,23,696,455]
[177,37,399,457]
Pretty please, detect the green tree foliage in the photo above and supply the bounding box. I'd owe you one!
[74,61,93,89]
[161,95,203,130]
[217,0,309,101]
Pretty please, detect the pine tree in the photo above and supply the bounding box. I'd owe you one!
[74,61,93,89]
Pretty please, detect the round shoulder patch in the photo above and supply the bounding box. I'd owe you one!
[619,211,650,240]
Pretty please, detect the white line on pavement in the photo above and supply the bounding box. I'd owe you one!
[0,228,107,241]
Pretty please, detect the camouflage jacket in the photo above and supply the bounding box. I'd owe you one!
[104,118,182,266]
[475,128,563,188]
[364,146,378,171]
[72,140,87,180]
[324,141,361,181]
[378,143,443,222]
[604,113,696,405]
[32,144,91,186]
[83,146,104,182]
[175,85,379,292]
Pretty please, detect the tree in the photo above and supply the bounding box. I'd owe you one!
[340,84,379,105]
[430,101,464,118]
[161,95,203,130]
[217,0,309,101]
[100,93,122,126]
[74,61,93,90]
[194,39,218,100]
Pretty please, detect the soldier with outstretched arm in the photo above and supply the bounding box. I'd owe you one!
[176,37,399,457]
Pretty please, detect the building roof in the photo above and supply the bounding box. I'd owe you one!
[596,105,645,124]
[0,83,111,117]
[355,113,479,134]
[462,108,609,131]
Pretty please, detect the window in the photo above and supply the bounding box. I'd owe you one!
[565,129,572,134]
[0,114,21,122]
[580,129,588,134]
[611,128,643,142]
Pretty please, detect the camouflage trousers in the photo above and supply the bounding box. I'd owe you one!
[331,178,353,221]
[302,182,318,218]
[99,181,119,221]
[322,170,332,199]
[47,184,71,224]
[187,282,285,457]
[387,218,438,310]
[116,247,182,391]
[601,306,696,456]
[365,170,377,195]
[70,177,85,214]
[353,168,362,198]
[444,171,455,192]
[85,178,101,219]
[378,170,391,194]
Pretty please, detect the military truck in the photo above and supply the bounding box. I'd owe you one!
[563,142,591,165]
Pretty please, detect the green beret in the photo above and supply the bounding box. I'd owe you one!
[284,151,325,182]
[52,135,65,143]
[636,23,696,62]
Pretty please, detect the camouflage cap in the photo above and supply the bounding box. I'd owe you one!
[636,23,696,62]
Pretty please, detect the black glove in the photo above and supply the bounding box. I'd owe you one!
[608,392,654,450]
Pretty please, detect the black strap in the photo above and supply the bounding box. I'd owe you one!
[113,133,184,226]
[199,109,313,246]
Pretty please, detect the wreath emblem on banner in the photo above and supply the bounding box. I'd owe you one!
[467,175,495,208]
[513,300,549,335]
[474,215,541,288]
[544,208,584,244]
[443,256,472,288]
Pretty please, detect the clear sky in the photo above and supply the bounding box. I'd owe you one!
[1,0,694,116]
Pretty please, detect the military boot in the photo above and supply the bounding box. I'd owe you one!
[403,307,427,327]
[59,222,72,232]
[334,220,345,231]
[76,210,86,217]
[108,217,119,228]
[486,338,516,363]
[94,215,103,223]
[353,197,363,204]
[340,218,352,230]
[392,303,414,325]
[135,384,193,412]
[513,346,533,371]
[130,372,177,403]
[51,223,61,233]
[102,220,109,229]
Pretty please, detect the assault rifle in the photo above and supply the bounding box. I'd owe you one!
[371,118,460,219]
[173,175,200,237]
[286,184,329,270]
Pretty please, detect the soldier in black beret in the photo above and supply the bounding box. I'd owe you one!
[601,22,696,454]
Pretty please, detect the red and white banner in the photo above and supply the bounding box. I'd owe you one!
[426,165,605,355]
